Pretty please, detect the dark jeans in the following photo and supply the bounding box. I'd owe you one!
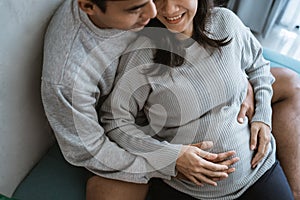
[147,161,294,200]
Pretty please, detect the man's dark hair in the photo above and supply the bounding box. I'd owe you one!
[90,0,107,12]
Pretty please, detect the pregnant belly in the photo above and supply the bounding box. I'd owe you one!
[207,119,256,186]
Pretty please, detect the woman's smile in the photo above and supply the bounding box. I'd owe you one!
[155,0,197,37]
[164,13,185,24]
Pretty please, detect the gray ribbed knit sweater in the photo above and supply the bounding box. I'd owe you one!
[100,8,276,199]
[41,0,182,183]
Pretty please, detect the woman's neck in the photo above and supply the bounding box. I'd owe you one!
[176,33,191,40]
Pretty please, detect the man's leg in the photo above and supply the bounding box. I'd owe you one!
[86,176,149,200]
[271,67,300,200]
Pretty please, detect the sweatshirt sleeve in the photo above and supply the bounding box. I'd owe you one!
[41,80,173,183]
[100,47,182,177]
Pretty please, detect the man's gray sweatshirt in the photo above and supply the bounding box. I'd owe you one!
[41,0,181,183]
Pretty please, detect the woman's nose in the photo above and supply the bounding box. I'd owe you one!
[160,1,179,16]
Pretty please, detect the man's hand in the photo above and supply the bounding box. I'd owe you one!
[250,122,271,168]
[237,81,255,123]
[175,141,239,187]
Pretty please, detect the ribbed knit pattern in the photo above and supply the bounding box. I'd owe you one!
[101,8,276,199]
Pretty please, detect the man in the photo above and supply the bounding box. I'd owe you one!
[41,0,300,199]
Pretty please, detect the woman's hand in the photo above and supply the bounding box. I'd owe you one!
[250,122,271,168]
[175,141,239,186]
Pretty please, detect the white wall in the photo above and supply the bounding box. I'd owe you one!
[279,0,300,29]
[228,0,286,38]
[0,0,63,197]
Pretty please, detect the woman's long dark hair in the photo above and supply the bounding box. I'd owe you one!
[141,0,231,67]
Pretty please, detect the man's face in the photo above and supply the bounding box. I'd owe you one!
[89,0,157,30]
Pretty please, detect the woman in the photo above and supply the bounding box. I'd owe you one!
[100,0,293,199]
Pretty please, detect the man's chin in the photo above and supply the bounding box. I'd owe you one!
[131,26,145,32]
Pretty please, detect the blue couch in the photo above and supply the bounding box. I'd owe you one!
[263,48,300,74]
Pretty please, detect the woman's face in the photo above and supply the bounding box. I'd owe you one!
[154,0,198,37]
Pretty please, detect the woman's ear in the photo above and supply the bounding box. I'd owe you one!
[78,0,97,15]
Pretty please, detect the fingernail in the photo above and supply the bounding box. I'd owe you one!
[238,118,244,123]
[250,145,255,150]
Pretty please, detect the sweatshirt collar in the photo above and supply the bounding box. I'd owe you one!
[77,3,127,38]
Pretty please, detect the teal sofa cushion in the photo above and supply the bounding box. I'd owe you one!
[0,194,17,200]
[263,48,300,75]
[12,144,92,200]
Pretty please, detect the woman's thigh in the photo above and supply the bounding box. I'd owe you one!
[148,161,294,200]
[238,160,294,200]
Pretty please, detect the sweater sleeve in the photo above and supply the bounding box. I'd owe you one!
[100,47,182,177]
[41,80,172,183]
[238,23,275,127]
[212,8,274,127]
